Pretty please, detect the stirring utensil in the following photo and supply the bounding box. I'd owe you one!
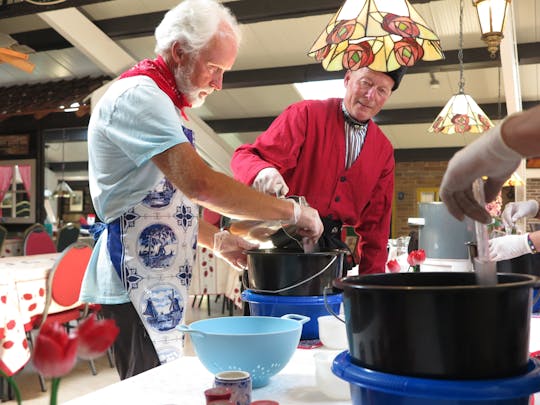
[472,178,497,286]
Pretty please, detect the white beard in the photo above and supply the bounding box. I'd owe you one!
[174,65,211,108]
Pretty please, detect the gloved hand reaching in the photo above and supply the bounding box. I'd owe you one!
[439,124,522,223]
[213,230,259,270]
[501,200,539,228]
[488,234,533,262]
[253,167,289,197]
[286,200,324,246]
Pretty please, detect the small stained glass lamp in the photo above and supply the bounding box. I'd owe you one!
[428,0,494,134]
[308,0,444,72]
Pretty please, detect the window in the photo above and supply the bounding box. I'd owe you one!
[0,159,36,223]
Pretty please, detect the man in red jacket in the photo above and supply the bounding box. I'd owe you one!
[231,66,406,274]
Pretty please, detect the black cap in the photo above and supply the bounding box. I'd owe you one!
[383,66,407,91]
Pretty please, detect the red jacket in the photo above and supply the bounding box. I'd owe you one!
[231,98,394,274]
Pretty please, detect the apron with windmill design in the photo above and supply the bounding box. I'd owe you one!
[107,173,198,364]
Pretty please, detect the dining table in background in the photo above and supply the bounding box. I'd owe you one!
[0,253,65,375]
[191,245,243,310]
[0,237,23,257]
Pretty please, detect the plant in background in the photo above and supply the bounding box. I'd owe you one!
[486,192,505,238]
[0,312,119,405]
[407,249,426,272]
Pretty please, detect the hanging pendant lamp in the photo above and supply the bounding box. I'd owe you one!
[428,0,494,134]
[52,131,74,199]
[307,0,444,72]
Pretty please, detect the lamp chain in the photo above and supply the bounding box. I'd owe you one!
[458,0,465,94]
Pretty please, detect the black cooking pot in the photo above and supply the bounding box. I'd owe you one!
[245,249,345,296]
[333,272,539,379]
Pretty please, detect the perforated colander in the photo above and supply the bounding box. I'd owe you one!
[177,314,308,388]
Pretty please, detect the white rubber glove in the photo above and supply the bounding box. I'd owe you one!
[213,230,259,270]
[252,167,289,197]
[439,124,522,223]
[488,234,533,261]
[287,200,324,246]
[502,200,539,228]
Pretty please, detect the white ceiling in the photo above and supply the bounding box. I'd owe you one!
[1,0,539,174]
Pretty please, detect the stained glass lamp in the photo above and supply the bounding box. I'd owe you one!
[428,0,494,134]
[308,0,444,72]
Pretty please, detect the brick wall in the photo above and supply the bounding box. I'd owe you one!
[393,160,448,237]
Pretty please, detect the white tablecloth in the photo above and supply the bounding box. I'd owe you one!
[64,348,349,405]
[63,316,540,405]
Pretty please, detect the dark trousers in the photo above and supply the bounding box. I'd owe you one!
[100,302,160,380]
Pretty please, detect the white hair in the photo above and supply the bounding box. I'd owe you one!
[154,0,241,57]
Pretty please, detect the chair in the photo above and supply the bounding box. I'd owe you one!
[56,222,80,252]
[0,224,7,255]
[23,223,56,255]
[30,243,109,391]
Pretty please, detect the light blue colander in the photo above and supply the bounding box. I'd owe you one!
[177,314,309,388]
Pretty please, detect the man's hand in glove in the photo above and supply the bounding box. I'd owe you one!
[214,230,258,270]
[502,200,539,228]
[488,234,533,262]
[252,167,289,197]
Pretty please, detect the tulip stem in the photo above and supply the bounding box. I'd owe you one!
[50,377,61,405]
[0,370,22,405]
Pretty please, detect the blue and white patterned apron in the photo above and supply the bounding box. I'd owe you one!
[106,127,198,364]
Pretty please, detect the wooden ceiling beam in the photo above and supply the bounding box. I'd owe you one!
[0,0,111,19]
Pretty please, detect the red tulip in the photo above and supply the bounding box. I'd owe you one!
[407,249,426,266]
[77,313,119,360]
[33,322,78,379]
[387,259,401,273]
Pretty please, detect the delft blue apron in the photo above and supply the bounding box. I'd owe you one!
[106,127,197,364]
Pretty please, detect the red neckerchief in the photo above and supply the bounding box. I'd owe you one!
[119,55,191,120]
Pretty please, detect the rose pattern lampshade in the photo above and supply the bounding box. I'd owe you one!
[308,0,444,72]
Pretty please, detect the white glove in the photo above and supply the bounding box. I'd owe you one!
[287,200,324,246]
[439,124,522,223]
[213,230,258,270]
[488,234,533,261]
[252,167,289,197]
[502,200,539,228]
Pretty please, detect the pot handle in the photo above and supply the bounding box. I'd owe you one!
[323,286,345,324]
[280,314,310,325]
[246,254,338,294]
[176,324,207,338]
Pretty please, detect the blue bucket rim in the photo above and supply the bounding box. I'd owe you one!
[331,351,540,400]
[241,289,342,304]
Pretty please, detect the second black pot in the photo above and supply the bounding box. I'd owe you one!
[245,249,345,296]
[333,272,538,380]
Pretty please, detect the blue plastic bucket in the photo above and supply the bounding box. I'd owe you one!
[241,290,342,340]
[332,351,540,405]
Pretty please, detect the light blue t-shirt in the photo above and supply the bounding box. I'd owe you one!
[80,76,189,304]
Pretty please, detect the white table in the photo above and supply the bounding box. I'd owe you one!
[64,348,349,405]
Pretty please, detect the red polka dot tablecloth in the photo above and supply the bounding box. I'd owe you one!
[190,246,243,308]
[0,253,58,375]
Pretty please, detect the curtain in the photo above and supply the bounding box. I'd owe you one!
[18,164,31,199]
[0,166,14,218]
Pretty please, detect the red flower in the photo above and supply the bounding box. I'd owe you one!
[451,114,471,133]
[343,42,375,70]
[393,38,424,66]
[382,14,420,38]
[387,259,401,273]
[33,322,79,379]
[77,313,119,360]
[327,19,358,44]
[407,249,426,266]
